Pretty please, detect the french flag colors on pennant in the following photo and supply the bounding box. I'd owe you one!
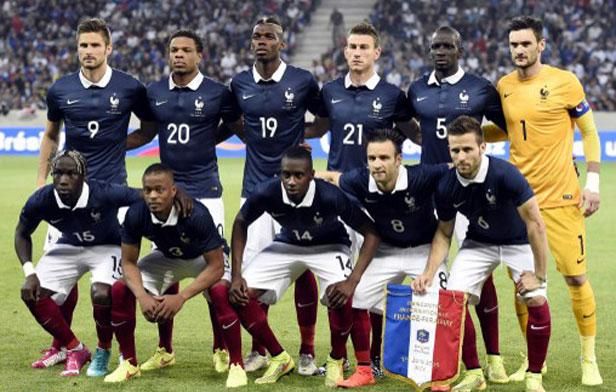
[383,284,467,390]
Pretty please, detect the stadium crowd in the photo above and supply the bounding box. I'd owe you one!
[313,0,616,111]
[0,0,318,114]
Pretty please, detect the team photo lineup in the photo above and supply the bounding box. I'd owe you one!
[8,4,609,391]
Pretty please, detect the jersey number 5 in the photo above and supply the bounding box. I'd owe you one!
[436,118,447,139]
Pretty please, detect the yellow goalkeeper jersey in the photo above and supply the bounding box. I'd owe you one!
[497,65,590,208]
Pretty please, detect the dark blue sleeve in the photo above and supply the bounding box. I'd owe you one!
[121,205,143,245]
[239,190,268,226]
[393,88,413,122]
[336,189,373,232]
[338,170,364,206]
[192,210,226,253]
[483,82,507,132]
[435,183,456,222]
[46,84,62,122]
[19,193,44,233]
[131,81,155,121]
[314,85,330,118]
[306,75,322,115]
[406,84,417,118]
[103,183,142,206]
[502,165,534,207]
[424,163,450,185]
[221,86,242,123]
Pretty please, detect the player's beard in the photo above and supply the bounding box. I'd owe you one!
[514,52,538,70]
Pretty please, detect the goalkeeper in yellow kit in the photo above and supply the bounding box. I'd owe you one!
[487,16,602,387]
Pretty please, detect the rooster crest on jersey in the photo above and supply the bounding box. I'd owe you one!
[283,88,296,109]
[107,93,121,114]
[485,188,497,205]
[90,210,101,223]
[180,232,191,244]
[404,193,418,212]
[540,85,550,101]
[313,212,323,225]
[459,90,469,104]
[193,96,205,116]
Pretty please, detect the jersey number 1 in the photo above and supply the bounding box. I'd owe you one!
[520,120,528,141]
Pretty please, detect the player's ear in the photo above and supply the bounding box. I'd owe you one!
[537,38,546,53]
[374,46,382,60]
[105,42,113,56]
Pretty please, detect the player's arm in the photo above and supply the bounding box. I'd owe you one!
[36,120,62,187]
[412,219,454,294]
[15,221,41,302]
[516,197,549,294]
[156,247,225,320]
[229,211,250,305]
[121,241,159,321]
[315,170,341,186]
[217,117,246,143]
[482,123,508,143]
[304,115,330,139]
[126,121,158,150]
[395,119,421,145]
[575,111,601,217]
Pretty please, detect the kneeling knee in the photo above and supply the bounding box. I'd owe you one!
[91,283,112,305]
[565,274,587,287]
[525,296,547,307]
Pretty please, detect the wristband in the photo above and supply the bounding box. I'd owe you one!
[584,172,600,193]
[22,261,36,277]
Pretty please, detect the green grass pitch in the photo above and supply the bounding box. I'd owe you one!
[0,157,614,391]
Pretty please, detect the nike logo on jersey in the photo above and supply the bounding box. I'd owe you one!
[503,92,513,98]
[364,198,379,203]
[271,212,286,217]
[222,319,238,330]
[577,257,585,264]
[416,97,428,102]
[66,99,79,105]
[453,201,466,208]
[331,98,344,104]
[50,218,63,225]
[242,94,256,100]
[155,100,168,106]
[529,324,548,331]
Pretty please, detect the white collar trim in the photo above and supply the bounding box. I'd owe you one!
[54,182,90,210]
[427,67,465,86]
[252,61,287,83]
[282,180,316,207]
[369,165,408,194]
[169,71,204,90]
[150,206,179,227]
[344,72,380,90]
[456,155,489,186]
[79,65,112,88]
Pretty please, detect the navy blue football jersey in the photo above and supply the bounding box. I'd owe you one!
[147,73,241,198]
[408,70,506,164]
[435,156,534,245]
[19,181,141,246]
[230,63,321,197]
[240,178,372,247]
[47,67,154,184]
[122,200,227,259]
[319,75,412,172]
[339,164,447,247]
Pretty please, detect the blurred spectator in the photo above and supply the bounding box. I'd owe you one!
[329,7,346,48]
[0,0,318,113]
[316,0,615,110]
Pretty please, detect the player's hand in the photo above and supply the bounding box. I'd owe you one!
[21,274,41,303]
[154,294,185,321]
[579,189,600,217]
[326,279,357,308]
[411,273,433,294]
[174,187,193,218]
[229,276,249,306]
[516,271,543,295]
[137,294,161,322]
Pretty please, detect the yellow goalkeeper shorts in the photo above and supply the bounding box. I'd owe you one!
[541,205,587,276]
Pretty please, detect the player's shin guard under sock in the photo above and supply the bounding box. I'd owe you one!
[28,296,78,348]
[209,284,243,366]
[514,296,529,336]
[328,301,353,359]
[295,270,318,356]
[475,274,499,354]
[157,282,179,353]
[526,301,551,373]
[93,303,113,350]
[350,308,371,366]
[249,302,269,356]
[462,309,481,369]
[52,285,79,350]
[568,281,597,337]
[369,312,383,360]
[236,298,283,356]
[111,281,137,365]
[208,301,225,351]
